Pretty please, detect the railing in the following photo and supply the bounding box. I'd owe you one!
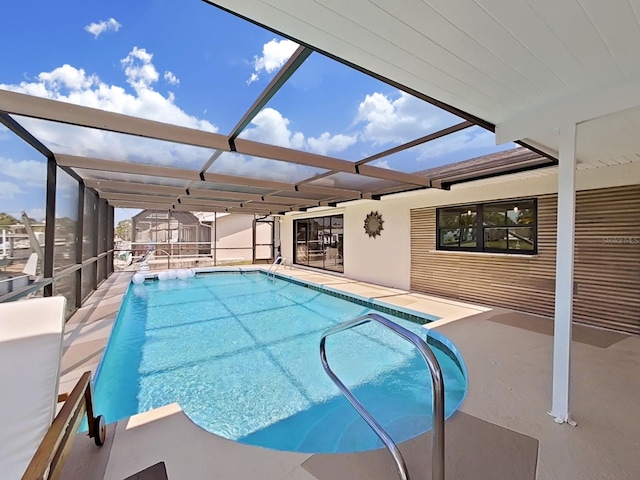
[320,313,445,480]
[114,242,265,271]
[267,256,291,279]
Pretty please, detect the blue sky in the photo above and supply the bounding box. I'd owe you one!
[0,0,511,224]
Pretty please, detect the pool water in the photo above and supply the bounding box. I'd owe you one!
[94,272,467,453]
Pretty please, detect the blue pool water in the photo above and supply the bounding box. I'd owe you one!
[94,272,467,453]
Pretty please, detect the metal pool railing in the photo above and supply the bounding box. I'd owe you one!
[320,313,446,480]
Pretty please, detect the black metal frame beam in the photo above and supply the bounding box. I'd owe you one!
[75,181,85,308]
[228,45,312,145]
[43,156,56,297]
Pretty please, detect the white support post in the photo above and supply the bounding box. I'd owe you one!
[550,123,578,425]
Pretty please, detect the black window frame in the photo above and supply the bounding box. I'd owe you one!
[436,198,537,255]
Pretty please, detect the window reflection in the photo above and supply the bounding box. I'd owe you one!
[294,215,343,272]
[437,199,536,254]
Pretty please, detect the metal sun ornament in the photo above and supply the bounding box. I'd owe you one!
[364,211,384,238]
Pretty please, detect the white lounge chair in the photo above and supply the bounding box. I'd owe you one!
[0,296,106,480]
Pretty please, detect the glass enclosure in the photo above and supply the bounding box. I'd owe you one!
[0,126,115,316]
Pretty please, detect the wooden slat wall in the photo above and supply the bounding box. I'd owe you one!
[410,185,640,334]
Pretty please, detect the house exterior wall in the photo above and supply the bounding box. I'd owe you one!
[411,185,640,334]
[282,161,640,332]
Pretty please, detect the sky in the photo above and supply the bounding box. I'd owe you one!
[0,0,512,224]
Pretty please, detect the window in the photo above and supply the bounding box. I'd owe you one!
[437,199,536,254]
[294,215,343,272]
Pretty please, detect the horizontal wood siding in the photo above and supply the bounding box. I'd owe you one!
[410,185,640,334]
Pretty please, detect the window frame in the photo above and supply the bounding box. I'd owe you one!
[293,214,344,272]
[436,198,538,255]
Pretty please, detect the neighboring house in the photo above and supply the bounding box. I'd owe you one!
[196,212,277,264]
[281,148,640,334]
[131,210,277,264]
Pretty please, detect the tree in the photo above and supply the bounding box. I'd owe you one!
[115,219,132,241]
[0,212,19,226]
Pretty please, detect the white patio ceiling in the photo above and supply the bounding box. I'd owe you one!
[207,0,640,170]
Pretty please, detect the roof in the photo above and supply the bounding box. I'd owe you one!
[10,0,616,215]
[208,1,640,172]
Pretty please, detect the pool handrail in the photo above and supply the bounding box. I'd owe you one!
[319,313,445,480]
[268,256,290,279]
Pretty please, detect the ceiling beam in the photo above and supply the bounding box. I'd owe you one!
[233,138,432,186]
[241,201,295,210]
[0,89,229,150]
[108,201,175,210]
[295,183,361,198]
[85,179,187,196]
[227,206,276,214]
[187,188,264,202]
[258,195,320,206]
[56,154,200,180]
[233,138,354,172]
[187,188,320,205]
[0,111,53,158]
[2,90,436,189]
[173,204,227,213]
[229,45,312,143]
[198,149,225,174]
[355,121,474,166]
[56,153,363,198]
[179,197,242,208]
[99,192,179,204]
[201,171,296,191]
[357,164,431,187]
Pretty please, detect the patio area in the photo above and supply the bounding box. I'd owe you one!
[59,269,640,480]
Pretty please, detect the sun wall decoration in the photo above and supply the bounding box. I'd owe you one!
[363,211,384,238]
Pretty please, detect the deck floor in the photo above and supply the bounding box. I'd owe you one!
[60,269,640,480]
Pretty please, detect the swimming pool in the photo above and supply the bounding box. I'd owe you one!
[94,271,467,453]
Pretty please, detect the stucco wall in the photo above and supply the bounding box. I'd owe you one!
[281,161,640,289]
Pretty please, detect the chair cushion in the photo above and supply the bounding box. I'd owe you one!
[0,296,66,480]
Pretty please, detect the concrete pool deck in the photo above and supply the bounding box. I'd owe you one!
[59,269,640,479]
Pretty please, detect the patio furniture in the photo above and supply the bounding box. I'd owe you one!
[0,296,106,480]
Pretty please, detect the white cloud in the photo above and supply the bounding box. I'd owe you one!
[0,157,47,188]
[0,47,218,168]
[247,39,298,85]
[121,47,159,91]
[37,64,99,91]
[164,71,180,86]
[85,18,121,38]
[371,159,391,169]
[239,108,357,157]
[356,91,459,146]
[307,132,358,156]
[239,108,304,149]
[0,181,23,200]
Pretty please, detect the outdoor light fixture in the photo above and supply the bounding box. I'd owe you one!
[467,209,472,216]
[514,206,519,213]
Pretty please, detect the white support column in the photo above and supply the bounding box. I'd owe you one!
[550,123,578,425]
